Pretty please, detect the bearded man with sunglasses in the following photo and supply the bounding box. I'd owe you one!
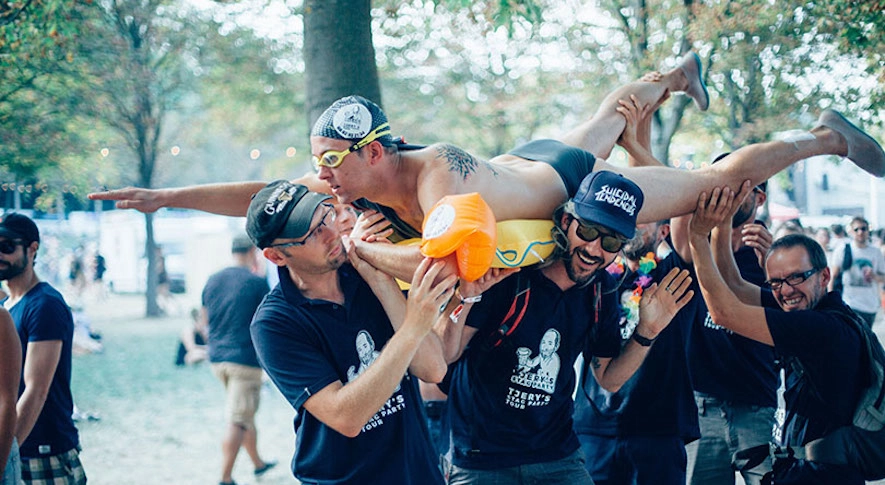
[433,171,694,484]
[688,184,867,484]
[244,180,456,484]
[0,213,85,485]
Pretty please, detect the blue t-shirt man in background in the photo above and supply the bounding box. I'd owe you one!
[688,185,866,484]
[0,213,84,485]
[201,235,274,485]
[245,180,452,484]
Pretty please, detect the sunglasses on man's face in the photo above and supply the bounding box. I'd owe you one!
[570,218,627,253]
[0,239,23,255]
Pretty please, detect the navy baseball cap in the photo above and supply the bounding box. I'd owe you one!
[0,212,39,244]
[569,171,644,239]
[246,180,332,249]
[311,95,395,146]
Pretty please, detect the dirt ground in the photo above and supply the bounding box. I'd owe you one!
[72,293,298,485]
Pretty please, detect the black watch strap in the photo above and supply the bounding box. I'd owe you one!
[631,331,656,347]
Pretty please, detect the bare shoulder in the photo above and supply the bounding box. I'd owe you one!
[422,142,501,180]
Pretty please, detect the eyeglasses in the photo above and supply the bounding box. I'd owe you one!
[270,204,337,249]
[852,226,869,232]
[569,217,627,253]
[312,123,391,170]
[0,239,22,255]
[765,268,819,291]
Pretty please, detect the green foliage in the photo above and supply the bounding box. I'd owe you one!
[0,1,101,209]
[808,0,885,115]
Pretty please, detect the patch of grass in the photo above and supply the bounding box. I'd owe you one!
[72,296,296,484]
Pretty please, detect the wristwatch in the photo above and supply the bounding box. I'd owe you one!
[631,331,656,347]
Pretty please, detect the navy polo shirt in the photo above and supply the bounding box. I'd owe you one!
[448,267,621,469]
[250,265,443,484]
[688,245,778,406]
[763,290,865,483]
[574,251,701,441]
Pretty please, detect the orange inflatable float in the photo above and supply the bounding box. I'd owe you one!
[420,193,497,282]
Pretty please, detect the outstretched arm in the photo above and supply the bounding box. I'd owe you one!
[589,267,694,392]
[688,187,771,345]
[87,172,328,216]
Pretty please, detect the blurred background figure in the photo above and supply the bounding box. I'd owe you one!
[829,216,885,328]
[175,308,208,367]
[202,235,274,485]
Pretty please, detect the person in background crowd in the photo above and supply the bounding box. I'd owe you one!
[0,213,85,485]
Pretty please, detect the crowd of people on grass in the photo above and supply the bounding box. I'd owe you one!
[2,48,884,485]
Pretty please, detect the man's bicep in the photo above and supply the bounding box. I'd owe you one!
[301,380,346,424]
[23,341,62,389]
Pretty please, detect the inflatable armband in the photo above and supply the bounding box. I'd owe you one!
[420,193,496,282]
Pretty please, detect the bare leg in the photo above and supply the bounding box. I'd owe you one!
[242,427,264,469]
[599,126,849,224]
[559,53,704,159]
[220,423,245,483]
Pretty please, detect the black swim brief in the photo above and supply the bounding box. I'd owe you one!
[507,139,597,198]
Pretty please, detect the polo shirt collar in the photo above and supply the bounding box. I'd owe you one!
[277,264,361,308]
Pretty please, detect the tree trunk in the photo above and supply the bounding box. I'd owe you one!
[303,0,382,129]
[144,212,161,317]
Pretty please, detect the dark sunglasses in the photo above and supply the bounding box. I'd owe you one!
[0,239,23,255]
[765,268,819,291]
[570,217,627,253]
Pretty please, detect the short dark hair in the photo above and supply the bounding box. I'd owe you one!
[850,216,869,228]
[765,234,828,270]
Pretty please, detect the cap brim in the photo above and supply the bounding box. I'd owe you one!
[277,192,333,240]
[572,204,634,239]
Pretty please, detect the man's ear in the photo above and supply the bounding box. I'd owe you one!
[755,190,767,207]
[819,266,831,289]
[366,140,386,166]
[26,241,38,262]
[658,223,671,242]
[262,247,287,267]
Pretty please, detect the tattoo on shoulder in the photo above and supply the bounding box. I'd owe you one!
[590,356,602,370]
[437,144,497,179]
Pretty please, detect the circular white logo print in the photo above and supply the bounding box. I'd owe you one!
[332,103,372,139]
[423,204,456,240]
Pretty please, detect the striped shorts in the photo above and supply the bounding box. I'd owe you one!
[21,447,86,485]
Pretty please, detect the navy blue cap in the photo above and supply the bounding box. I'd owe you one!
[570,171,644,238]
[0,212,39,244]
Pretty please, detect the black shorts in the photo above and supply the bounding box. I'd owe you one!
[507,139,597,198]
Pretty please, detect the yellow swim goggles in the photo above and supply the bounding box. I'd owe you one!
[313,123,391,170]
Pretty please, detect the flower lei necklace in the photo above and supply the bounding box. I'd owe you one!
[607,252,658,338]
